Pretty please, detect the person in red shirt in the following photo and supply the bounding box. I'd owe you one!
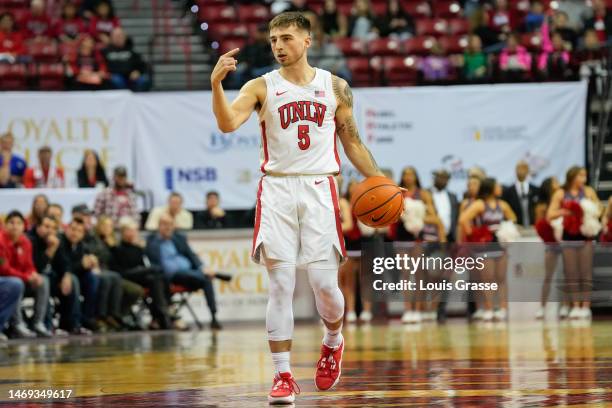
[0,211,52,338]
[68,35,109,90]
[583,0,612,44]
[55,1,87,43]
[23,146,66,188]
[20,0,53,40]
[88,1,120,45]
[488,0,515,37]
[0,12,25,62]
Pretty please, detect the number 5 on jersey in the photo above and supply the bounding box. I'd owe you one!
[298,125,310,150]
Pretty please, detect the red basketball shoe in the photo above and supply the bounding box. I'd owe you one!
[268,372,300,405]
[314,339,344,391]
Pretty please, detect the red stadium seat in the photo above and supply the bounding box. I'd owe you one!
[433,1,462,18]
[521,32,543,52]
[337,3,353,16]
[0,63,27,90]
[0,0,28,9]
[207,22,248,41]
[401,0,432,18]
[218,38,247,55]
[27,40,59,63]
[198,4,237,23]
[448,18,469,35]
[59,41,78,61]
[416,18,449,37]
[236,4,270,24]
[37,63,65,90]
[403,36,436,55]
[438,35,468,54]
[367,38,403,56]
[334,37,366,56]
[346,56,373,86]
[383,56,418,86]
[371,1,387,16]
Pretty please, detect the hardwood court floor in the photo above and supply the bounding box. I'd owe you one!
[1,320,612,407]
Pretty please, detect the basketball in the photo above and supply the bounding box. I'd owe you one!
[351,176,404,227]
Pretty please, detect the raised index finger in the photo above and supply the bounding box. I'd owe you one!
[222,48,240,58]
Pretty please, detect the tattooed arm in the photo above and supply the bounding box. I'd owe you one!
[333,76,384,178]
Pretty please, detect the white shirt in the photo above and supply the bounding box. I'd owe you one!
[145,206,194,231]
[431,188,451,234]
[515,180,530,197]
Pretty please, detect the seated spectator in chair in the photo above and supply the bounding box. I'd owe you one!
[524,0,546,33]
[103,27,151,91]
[61,218,101,332]
[71,204,96,247]
[77,149,109,188]
[231,25,275,89]
[537,31,571,80]
[26,194,49,232]
[23,146,65,188]
[321,0,348,39]
[305,13,352,82]
[89,1,120,45]
[28,214,86,335]
[0,276,24,341]
[348,0,380,41]
[552,11,577,50]
[575,29,606,65]
[94,166,141,225]
[583,0,612,44]
[146,192,193,232]
[21,0,53,40]
[55,1,87,43]
[46,203,65,229]
[195,191,226,229]
[0,211,52,338]
[68,35,110,91]
[488,0,515,38]
[80,0,116,20]
[0,132,27,186]
[463,34,488,82]
[419,41,452,83]
[0,13,25,63]
[499,33,532,81]
[146,214,222,329]
[377,0,415,40]
[112,217,172,330]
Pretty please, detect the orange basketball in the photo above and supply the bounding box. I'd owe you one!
[350,176,403,227]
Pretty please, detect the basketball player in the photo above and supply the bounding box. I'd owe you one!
[210,12,385,405]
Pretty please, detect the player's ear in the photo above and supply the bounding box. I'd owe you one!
[304,31,312,48]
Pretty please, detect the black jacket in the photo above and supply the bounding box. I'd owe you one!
[102,45,147,77]
[28,231,70,282]
[61,234,90,277]
[111,241,148,273]
[502,183,540,226]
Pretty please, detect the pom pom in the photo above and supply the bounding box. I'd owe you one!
[357,220,376,237]
[535,219,556,243]
[551,217,563,242]
[401,197,426,236]
[562,201,583,235]
[579,198,602,237]
[466,225,493,243]
[495,221,521,243]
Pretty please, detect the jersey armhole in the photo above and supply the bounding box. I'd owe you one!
[257,75,270,120]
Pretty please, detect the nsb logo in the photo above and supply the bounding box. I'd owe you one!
[204,131,259,153]
[164,167,217,190]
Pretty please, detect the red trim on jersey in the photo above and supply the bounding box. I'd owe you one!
[252,177,264,256]
[260,121,269,174]
[328,176,347,257]
[333,119,341,171]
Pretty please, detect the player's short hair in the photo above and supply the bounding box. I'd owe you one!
[268,12,311,34]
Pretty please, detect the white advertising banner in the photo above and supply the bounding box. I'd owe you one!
[0,91,134,188]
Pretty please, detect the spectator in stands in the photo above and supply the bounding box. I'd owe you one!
[0,165,14,188]
[471,8,502,50]
[306,13,352,82]
[552,11,577,50]
[61,218,100,332]
[463,34,488,82]
[583,0,612,44]
[195,191,226,229]
[77,149,109,188]
[23,146,66,188]
[502,160,539,227]
[146,214,222,329]
[488,0,515,36]
[499,33,532,81]
[0,12,25,63]
[525,0,546,32]
[419,41,452,83]
[146,192,193,232]
[538,31,571,79]
[575,28,606,67]
[27,194,49,230]
[71,204,96,247]
[47,203,64,226]
[28,214,86,335]
[0,276,24,341]
[94,166,141,225]
[80,0,116,21]
[0,211,52,338]
[103,27,150,91]
[321,0,348,38]
[89,0,120,45]
[21,0,53,40]
[231,24,275,89]
[429,169,458,243]
[284,0,314,14]
[112,217,172,330]
[377,0,415,39]
[348,0,379,41]
[68,35,110,90]
[55,1,87,43]
[0,132,27,186]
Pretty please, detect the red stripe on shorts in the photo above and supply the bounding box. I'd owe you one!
[252,177,264,256]
[260,121,269,174]
[328,176,347,257]
[333,119,341,171]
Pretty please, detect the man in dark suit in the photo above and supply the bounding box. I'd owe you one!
[146,213,221,329]
[502,160,540,227]
[429,169,459,242]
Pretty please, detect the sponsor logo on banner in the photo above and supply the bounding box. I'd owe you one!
[364,109,413,144]
[466,125,530,142]
[164,167,217,190]
[203,131,260,153]
[441,154,469,179]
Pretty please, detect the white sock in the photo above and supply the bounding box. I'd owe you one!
[271,351,291,375]
[323,326,343,348]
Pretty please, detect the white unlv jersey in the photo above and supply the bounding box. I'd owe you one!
[257,68,340,175]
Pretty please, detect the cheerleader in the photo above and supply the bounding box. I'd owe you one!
[547,166,601,320]
[396,167,445,324]
[600,197,612,243]
[339,179,373,323]
[459,178,517,321]
[533,177,563,319]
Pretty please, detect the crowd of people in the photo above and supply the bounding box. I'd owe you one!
[207,0,611,87]
[0,0,150,91]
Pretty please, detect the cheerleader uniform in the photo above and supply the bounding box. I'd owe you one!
[561,188,587,244]
[344,214,362,258]
[473,200,505,258]
[394,189,424,250]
